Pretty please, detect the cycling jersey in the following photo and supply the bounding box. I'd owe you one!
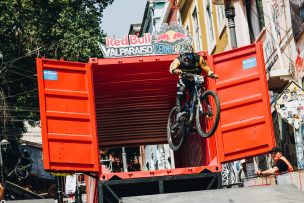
[169,53,214,77]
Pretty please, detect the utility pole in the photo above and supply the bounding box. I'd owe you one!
[56,176,63,203]
[213,0,237,49]
[224,0,237,49]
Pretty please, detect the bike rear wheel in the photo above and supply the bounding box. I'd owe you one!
[167,106,186,151]
[196,90,220,138]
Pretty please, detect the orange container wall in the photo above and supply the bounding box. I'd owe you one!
[36,59,100,172]
[210,43,275,163]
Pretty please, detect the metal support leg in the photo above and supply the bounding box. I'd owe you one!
[158,180,164,194]
[56,177,63,203]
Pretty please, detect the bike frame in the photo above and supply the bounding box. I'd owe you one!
[184,75,205,126]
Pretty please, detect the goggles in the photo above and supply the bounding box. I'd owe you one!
[182,53,193,61]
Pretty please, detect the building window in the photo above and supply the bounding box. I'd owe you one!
[204,0,216,53]
[216,4,225,37]
[192,7,202,51]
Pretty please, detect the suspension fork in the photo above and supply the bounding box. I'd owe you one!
[189,86,200,125]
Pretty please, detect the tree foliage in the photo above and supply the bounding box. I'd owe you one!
[0,0,113,147]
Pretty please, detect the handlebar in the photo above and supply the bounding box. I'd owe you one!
[179,71,217,79]
[179,71,199,78]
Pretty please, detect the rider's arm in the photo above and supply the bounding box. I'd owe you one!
[199,56,218,79]
[170,58,181,74]
[199,56,213,76]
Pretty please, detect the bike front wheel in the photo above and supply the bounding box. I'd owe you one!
[167,106,186,151]
[196,90,220,138]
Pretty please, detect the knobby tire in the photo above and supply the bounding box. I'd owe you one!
[196,90,220,138]
[167,106,186,151]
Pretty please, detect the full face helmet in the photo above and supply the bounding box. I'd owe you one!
[179,43,194,62]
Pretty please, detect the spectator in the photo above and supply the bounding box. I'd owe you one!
[255,147,293,176]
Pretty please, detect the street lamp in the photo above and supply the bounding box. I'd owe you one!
[0,139,9,185]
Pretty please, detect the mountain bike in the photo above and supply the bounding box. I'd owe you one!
[167,72,220,151]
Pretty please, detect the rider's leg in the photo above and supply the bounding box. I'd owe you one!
[187,81,196,132]
[176,79,186,113]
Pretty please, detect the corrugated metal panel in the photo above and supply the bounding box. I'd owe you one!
[36,59,100,172]
[209,42,275,163]
[174,134,206,168]
[90,55,178,147]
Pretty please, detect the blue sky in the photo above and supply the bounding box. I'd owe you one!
[102,0,147,38]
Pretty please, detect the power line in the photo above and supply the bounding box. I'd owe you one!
[2,46,45,65]
[0,76,31,85]
[3,89,38,99]
[7,69,37,79]
[12,65,37,75]
[0,109,39,112]
[1,31,103,67]
[250,7,295,73]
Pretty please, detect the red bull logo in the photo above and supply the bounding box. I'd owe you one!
[173,32,187,41]
[156,33,169,42]
[155,30,189,43]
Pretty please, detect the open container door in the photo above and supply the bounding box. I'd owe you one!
[208,42,275,163]
[36,58,100,172]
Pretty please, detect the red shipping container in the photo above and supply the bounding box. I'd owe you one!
[36,42,275,178]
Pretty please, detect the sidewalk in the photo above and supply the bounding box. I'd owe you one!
[123,184,304,203]
[7,200,54,203]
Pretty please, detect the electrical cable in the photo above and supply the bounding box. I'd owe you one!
[2,46,46,65]
[0,76,31,85]
[11,65,37,75]
[7,70,37,79]
[250,7,295,74]
[3,89,38,99]
[0,109,40,112]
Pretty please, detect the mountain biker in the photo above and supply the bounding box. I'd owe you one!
[169,43,218,121]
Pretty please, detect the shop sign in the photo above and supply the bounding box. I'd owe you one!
[275,81,304,129]
[98,24,193,58]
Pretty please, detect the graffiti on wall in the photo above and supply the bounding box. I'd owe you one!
[275,81,304,129]
[294,123,304,169]
[263,0,295,75]
[262,0,284,72]
[221,159,256,186]
[143,144,173,171]
[295,48,304,80]
[289,0,304,40]
[263,38,278,72]
[271,0,285,42]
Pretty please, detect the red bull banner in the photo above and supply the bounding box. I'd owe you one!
[99,24,193,58]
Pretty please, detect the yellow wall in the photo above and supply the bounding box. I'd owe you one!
[180,0,194,36]
[211,3,228,53]
[179,0,229,54]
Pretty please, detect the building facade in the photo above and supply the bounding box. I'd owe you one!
[137,0,304,183]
